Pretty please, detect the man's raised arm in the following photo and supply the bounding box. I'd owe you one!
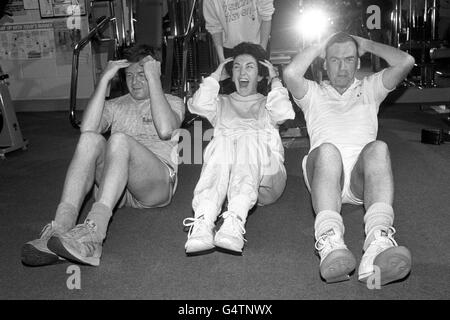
[352,36,415,90]
[142,56,182,140]
[80,60,131,133]
[283,40,326,100]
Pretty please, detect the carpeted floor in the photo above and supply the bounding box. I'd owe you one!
[1,104,450,300]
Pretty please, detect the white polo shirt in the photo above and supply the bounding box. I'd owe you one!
[293,70,393,161]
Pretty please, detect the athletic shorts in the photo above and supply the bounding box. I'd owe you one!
[301,149,363,206]
[94,159,178,209]
[118,159,178,209]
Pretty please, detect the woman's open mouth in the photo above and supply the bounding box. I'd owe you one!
[238,79,249,88]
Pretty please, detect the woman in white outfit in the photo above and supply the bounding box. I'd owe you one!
[183,42,295,255]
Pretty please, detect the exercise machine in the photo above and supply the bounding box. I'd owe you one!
[69,0,133,128]
[391,0,450,88]
[0,66,28,160]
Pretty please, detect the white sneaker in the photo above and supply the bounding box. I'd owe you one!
[21,221,67,266]
[47,219,103,266]
[315,228,356,283]
[183,215,215,255]
[358,227,411,285]
[214,211,246,254]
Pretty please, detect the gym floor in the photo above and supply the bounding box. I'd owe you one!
[1,100,450,300]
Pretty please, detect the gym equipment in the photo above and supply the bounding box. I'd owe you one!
[392,0,450,88]
[164,0,214,100]
[68,0,216,129]
[0,1,11,20]
[0,66,28,160]
[163,0,215,126]
[421,128,444,144]
[69,0,133,128]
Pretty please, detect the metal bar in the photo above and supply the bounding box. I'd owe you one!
[120,0,127,45]
[109,1,121,46]
[69,16,114,129]
[393,0,400,47]
[181,0,199,104]
[168,0,178,36]
[423,0,428,42]
[73,16,112,52]
[431,0,437,40]
[129,0,135,45]
[181,22,200,104]
[399,0,403,43]
[69,53,81,128]
[182,0,196,38]
[163,36,175,93]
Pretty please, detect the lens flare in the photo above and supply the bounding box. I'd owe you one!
[297,8,329,41]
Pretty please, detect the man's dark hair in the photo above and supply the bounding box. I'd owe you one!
[122,44,160,63]
[225,42,269,78]
[325,32,359,57]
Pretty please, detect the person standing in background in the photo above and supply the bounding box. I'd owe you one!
[203,0,275,64]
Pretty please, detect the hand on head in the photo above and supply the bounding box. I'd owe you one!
[140,55,161,78]
[102,59,131,81]
[319,33,367,59]
[212,57,233,81]
[349,35,367,57]
[259,59,278,82]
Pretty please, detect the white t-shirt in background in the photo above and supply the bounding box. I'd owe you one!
[203,0,275,49]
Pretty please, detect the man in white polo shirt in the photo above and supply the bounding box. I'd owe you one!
[283,32,415,286]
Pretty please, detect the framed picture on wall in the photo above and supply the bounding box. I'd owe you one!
[39,0,87,18]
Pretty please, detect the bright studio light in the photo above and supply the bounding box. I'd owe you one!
[297,8,329,41]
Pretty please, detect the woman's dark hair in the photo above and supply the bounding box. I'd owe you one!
[225,42,269,78]
[122,44,160,63]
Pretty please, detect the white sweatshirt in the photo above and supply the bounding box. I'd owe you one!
[188,76,294,161]
[203,0,275,49]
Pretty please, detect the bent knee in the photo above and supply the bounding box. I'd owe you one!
[257,173,286,206]
[313,143,342,162]
[363,140,390,159]
[109,132,131,143]
[107,132,133,151]
[78,131,106,148]
[257,190,280,206]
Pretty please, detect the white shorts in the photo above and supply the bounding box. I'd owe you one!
[301,150,363,206]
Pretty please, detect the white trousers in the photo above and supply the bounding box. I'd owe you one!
[192,133,287,220]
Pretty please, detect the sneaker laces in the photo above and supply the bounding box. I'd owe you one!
[368,226,398,251]
[220,211,246,241]
[39,221,60,239]
[314,229,345,257]
[65,219,98,240]
[39,223,53,238]
[183,215,211,239]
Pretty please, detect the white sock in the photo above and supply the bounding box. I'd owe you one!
[363,202,394,250]
[314,210,345,240]
[86,202,113,241]
[54,202,78,231]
